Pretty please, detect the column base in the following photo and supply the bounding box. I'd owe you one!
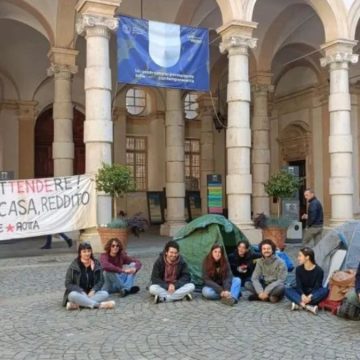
[79,227,103,254]
[238,228,262,244]
[160,221,186,237]
[329,218,353,228]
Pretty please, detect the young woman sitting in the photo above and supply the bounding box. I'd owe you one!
[202,244,241,306]
[63,242,115,310]
[285,247,328,315]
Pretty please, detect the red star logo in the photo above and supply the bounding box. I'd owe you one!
[6,224,15,232]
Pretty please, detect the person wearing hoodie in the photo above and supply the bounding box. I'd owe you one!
[247,239,287,303]
[63,242,115,310]
[229,239,261,287]
[149,240,195,304]
[100,237,142,297]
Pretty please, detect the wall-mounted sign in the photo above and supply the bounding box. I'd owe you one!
[207,174,223,214]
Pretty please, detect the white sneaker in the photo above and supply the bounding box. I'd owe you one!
[99,300,115,309]
[291,302,301,311]
[185,293,193,301]
[305,305,318,315]
[66,302,80,311]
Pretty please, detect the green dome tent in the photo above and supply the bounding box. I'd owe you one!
[173,214,249,287]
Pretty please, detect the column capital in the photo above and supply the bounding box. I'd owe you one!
[219,35,257,55]
[250,72,273,85]
[320,39,358,67]
[251,83,274,94]
[17,101,38,120]
[217,20,257,55]
[76,14,118,37]
[47,63,78,78]
[48,47,79,66]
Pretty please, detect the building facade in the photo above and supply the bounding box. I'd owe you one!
[2,0,360,242]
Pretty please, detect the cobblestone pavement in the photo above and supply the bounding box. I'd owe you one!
[0,238,359,360]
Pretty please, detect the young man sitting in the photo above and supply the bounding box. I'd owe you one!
[247,239,287,303]
[149,240,195,303]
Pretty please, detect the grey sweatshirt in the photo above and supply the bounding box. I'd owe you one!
[251,255,287,294]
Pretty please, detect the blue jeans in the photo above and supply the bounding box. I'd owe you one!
[44,233,71,247]
[202,277,241,300]
[103,271,135,293]
[285,287,329,305]
[68,290,109,308]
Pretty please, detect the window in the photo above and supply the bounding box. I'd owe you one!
[126,88,146,115]
[126,136,147,191]
[184,93,199,120]
[185,139,200,190]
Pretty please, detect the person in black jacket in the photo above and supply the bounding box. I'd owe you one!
[202,244,241,306]
[149,240,195,304]
[302,189,323,247]
[63,242,115,310]
[229,239,261,287]
[285,247,328,315]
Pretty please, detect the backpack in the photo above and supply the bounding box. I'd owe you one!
[337,297,360,321]
[328,269,356,302]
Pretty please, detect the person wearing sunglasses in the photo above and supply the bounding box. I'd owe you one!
[100,238,142,296]
[63,242,115,310]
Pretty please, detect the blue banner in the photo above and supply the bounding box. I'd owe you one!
[117,16,209,91]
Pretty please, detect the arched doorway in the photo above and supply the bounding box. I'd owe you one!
[278,121,311,217]
[34,108,85,177]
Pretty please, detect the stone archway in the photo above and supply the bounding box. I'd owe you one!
[278,121,311,163]
[278,121,311,215]
[34,107,85,178]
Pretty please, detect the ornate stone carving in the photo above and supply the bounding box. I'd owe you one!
[320,52,359,67]
[76,14,118,36]
[278,123,311,162]
[251,84,274,94]
[219,36,257,55]
[47,63,78,78]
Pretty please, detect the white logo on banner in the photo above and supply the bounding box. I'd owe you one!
[0,175,97,240]
[149,20,181,68]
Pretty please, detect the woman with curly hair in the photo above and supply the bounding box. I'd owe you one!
[202,244,241,306]
[100,237,142,296]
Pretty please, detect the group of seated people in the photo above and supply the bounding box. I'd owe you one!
[63,237,360,317]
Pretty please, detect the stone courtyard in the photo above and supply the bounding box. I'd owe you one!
[0,232,359,360]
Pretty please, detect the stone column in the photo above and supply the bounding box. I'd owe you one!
[251,73,273,216]
[18,101,38,179]
[76,1,119,251]
[217,21,257,231]
[148,111,166,191]
[198,95,215,214]
[113,107,126,165]
[47,48,78,176]
[160,89,186,236]
[320,40,358,225]
[76,10,118,226]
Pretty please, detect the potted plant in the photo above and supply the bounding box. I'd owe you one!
[98,212,149,248]
[254,170,301,249]
[95,163,135,248]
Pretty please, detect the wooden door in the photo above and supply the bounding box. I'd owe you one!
[34,108,85,177]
